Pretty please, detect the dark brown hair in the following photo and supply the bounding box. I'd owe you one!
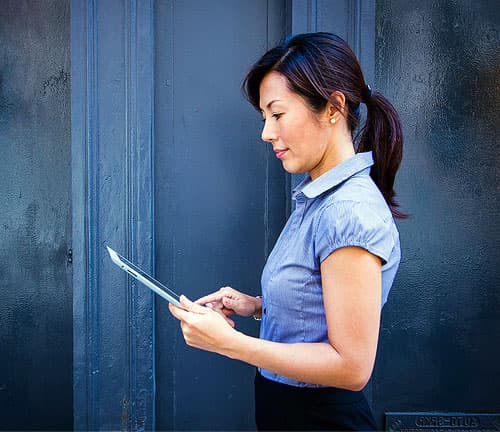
[242,32,406,218]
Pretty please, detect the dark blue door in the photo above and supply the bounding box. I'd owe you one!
[70,1,377,430]
[153,1,287,430]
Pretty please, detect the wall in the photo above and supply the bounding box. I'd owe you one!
[0,0,72,430]
[373,0,500,425]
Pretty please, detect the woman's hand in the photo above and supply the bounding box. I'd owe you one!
[195,286,262,327]
[168,295,241,356]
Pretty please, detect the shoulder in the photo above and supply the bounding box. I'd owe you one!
[315,199,392,238]
[313,183,398,264]
[315,172,393,227]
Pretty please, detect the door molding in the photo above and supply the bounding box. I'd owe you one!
[71,0,155,429]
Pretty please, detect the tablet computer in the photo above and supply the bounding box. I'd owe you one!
[107,246,182,307]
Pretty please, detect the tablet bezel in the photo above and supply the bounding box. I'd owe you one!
[107,246,182,307]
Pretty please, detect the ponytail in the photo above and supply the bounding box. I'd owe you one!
[357,91,408,219]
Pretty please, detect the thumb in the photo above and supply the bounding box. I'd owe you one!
[180,294,207,314]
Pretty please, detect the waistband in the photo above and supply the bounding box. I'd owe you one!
[255,370,366,404]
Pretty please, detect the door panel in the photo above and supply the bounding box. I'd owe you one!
[154,1,287,430]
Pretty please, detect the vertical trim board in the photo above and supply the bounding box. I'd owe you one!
[71,0,155,430]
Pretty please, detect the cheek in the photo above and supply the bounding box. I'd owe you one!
[284,120,309,146]
[293,124,320,153]
[280,112,324,155]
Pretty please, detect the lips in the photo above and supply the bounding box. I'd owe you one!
[274,149,288,159]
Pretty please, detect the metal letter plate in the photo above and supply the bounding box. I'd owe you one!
[386,412,500,432]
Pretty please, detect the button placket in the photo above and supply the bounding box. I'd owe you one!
[294,193,308,227]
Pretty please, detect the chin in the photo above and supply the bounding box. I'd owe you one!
[281,161,307,175]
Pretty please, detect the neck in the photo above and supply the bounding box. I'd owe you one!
[310,132,355,180]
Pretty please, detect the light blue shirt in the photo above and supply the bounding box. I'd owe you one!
[259,151,401,387]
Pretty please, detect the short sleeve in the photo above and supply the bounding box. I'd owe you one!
[314,200,395,265]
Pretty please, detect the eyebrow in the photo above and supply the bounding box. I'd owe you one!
[260,99,282,112]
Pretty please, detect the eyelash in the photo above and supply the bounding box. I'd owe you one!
[262,113,283,122]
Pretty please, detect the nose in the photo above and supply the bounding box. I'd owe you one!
[261,119,277,144]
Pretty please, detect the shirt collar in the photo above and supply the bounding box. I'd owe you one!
[293,151,374,199]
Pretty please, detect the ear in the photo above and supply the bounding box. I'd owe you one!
[326,91,346,121]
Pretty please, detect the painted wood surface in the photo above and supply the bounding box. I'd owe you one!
[0,1,72,429]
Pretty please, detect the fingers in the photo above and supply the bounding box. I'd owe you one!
[224,316,236,328]
[195,292,224,306]
[168,295,207,322]
[169,289,241,329]
[195,286,235,306]
[170,298,235,349]
[168,302,186,321]
[180,295,208,314]
[222,294,257,317]
[222,296,238,311]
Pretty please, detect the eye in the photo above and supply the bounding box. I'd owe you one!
[261,113,283,122]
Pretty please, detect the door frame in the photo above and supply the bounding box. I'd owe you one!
[71,0,155,429]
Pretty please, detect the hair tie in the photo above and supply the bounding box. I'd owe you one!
[362,84,372,103]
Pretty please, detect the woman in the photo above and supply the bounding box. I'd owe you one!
[169,32,405,431]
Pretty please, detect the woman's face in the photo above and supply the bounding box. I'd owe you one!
[259,71,334,180]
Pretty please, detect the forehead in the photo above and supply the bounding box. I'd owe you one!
[259,71,301,109]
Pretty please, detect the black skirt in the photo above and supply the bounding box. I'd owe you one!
[254,371,377,431]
